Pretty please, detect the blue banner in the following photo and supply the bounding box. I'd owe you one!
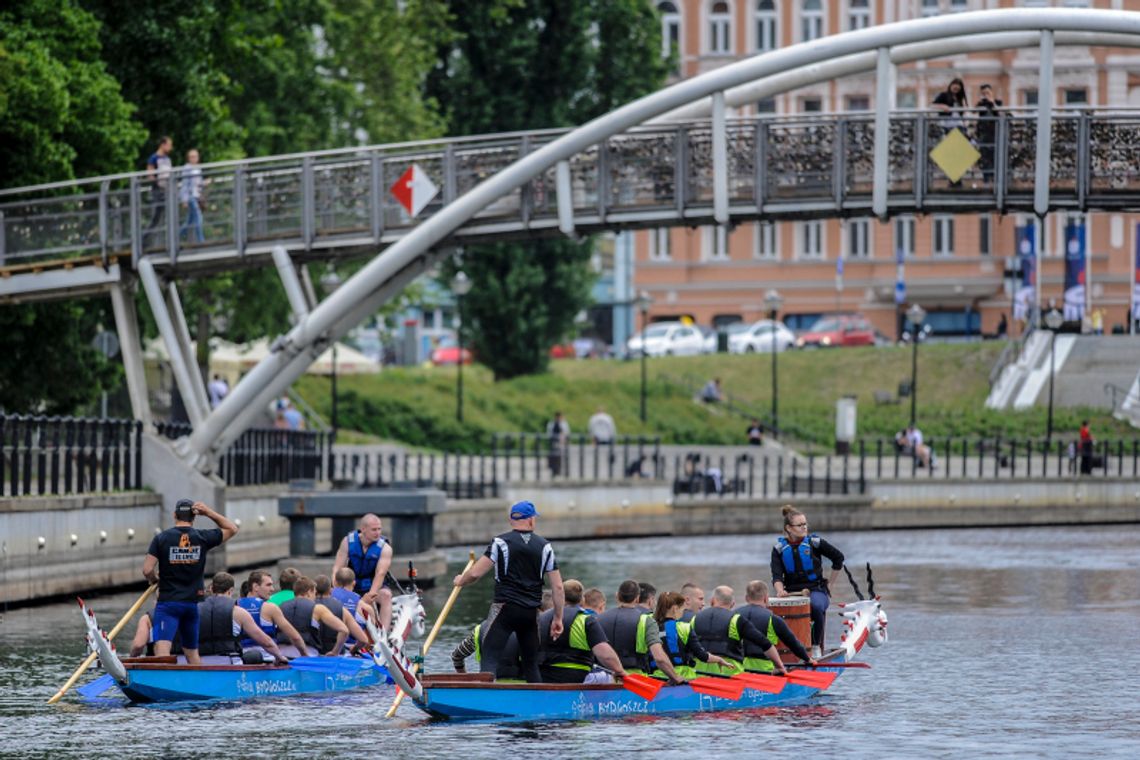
[1062,221,1086,322]
[1014,224,1036,322]
[1134,224,1140,321]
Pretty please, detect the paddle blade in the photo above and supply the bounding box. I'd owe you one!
[689,677,746,701]
[733,672,787,694]
[621,673,663,701]
[787,670,837,689]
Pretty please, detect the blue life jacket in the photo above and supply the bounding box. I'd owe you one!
[777,535,819,582]
[347,531,385,594]
[237,596,275,646]
[662,619,684,665]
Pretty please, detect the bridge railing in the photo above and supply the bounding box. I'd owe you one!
[5,108,1140,271]
[156,422,329,487]
[0,414,143,497]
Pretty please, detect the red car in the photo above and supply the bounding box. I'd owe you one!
[430,337,473,365]
[795,314,877,349]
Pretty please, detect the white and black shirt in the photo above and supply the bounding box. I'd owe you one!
[485,530,557,608]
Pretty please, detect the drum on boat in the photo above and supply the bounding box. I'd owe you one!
[766,595,811,661]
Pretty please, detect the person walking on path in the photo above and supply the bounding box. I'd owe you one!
[452,500,565,683]
[142,498,238,664]
[770,505,845,658]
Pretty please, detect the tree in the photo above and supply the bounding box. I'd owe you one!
[426,0,669,379]
[0,0,145,414]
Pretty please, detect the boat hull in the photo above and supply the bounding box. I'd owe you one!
[115,658,390,704]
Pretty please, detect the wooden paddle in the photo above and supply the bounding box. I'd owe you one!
[384,551,475,718]
[688,676,746,700]
[47,584,157,704]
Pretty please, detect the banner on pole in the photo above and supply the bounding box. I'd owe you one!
[1014,225,1036,322]
[1062,221,1086,322]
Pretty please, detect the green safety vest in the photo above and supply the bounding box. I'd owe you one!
[549,612,593,672]
[473,623,482,663]
[693,613,745,676]
[742,617,779,673]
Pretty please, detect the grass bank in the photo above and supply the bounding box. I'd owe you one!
[296,343,1134,452]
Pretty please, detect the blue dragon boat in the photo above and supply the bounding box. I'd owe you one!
[381,598,889,722]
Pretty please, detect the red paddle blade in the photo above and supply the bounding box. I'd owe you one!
[733,672,787,694]
[689,676,746,701]
[621,673,663,701]
[787,670,838,689]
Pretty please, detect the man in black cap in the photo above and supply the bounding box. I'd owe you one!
[452,500,564,683]
[142,499,238,664]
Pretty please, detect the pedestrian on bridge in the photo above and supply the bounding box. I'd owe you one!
[145,136,173,245]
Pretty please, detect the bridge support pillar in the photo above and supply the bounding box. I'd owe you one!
[872,46,895,220]
[712,91,728,225]
[138,259,207,427]
[556,161,574,236]
[110,281,152,425]
[273,245,310,320]
[1033,30,1055,220]
[166,281,210,420]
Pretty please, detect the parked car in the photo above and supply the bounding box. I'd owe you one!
[795,314,877,349]
[728,319,796,353]
[699,325,718,354]
[430,336,473,365]
[626,321,705,357]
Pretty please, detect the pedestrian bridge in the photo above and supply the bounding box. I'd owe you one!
[2,7,1139,473]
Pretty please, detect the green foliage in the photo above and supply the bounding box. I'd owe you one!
[426,0,670,380]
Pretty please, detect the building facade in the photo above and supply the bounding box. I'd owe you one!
[636,0,1140,338]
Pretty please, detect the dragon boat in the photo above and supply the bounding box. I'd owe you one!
[77,592,425,704]
[379,597,888,722]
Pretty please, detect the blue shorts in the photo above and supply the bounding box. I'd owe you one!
[153,601,200,650]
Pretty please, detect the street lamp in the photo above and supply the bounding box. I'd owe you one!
[320,266,343,439]
[451,270,472,423]
[906,303,926,428]
[636,290,652,423]
[1044,307,1064,444]
[764,288,784,437]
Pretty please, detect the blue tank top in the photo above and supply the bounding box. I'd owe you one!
[237,596,275,646]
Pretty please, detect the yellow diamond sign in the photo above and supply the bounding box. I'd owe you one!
[929,128,981,183]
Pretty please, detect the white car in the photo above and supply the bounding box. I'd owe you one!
[626,321,705,357]
[728,319,796,354]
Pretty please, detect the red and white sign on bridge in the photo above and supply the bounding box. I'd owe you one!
[390,164,439,218]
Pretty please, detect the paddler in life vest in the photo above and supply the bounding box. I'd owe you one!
[771,505,845,658]
[537,579,627,684]
[198,572,289,664]
[651,591,731,681]
[277,577,349,657]
[597,580,687,684]
[237,570,312,656]
[691,585,788,676]
[734,580,816,672]
[332,513,394,635]
[679,583,704,623]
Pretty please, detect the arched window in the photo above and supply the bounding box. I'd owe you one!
[709,1,732,54]
[657,2,681,60]
[755,0,778,53]
[801,0,824,42]
[847,0,870,31]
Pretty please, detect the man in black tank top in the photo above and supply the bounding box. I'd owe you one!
[453,501,565,683]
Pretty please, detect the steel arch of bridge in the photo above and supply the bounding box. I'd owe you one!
[163,7,1140,467]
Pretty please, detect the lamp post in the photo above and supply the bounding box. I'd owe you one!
[319,266,342,439]
[636,291,652,423]
[764,288,784,437]
[906,303,926,428]
[1044,307,1064,444]
[451,271,472,423]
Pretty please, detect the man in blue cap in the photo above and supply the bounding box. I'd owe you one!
[453,500,564,682]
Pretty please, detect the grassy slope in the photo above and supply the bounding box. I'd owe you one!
[297,343,1135,452]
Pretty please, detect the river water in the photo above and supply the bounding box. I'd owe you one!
[2,525,1138,759]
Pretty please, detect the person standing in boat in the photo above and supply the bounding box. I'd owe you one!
[537,579,627,683]
[332,513,394,634]
[691,585,788,676]
[651,591,731,681]
[734,580,815,672]
[142,498,238,665]
[453,500,565,683]
[771,505,845,658]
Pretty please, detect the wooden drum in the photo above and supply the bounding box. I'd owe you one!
[766,595,811,661]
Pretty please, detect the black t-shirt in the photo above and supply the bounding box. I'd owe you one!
[484,530,557,608]
[147,527,224,602]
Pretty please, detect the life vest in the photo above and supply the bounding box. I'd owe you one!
[777,535,821,584]
[316,596,346,654]
[660,619,693,667]
[347,531,385,594]
[543,609,595,672]
[596,607,651,673]
[473,623,482,664]
[691,607,744,675]
[197,595,241,656]
[737,605,780,673]
[236,597,276,647]
[278,598,320,651]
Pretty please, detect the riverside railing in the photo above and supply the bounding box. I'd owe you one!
[0,414,142,497]
[156,422,329,487]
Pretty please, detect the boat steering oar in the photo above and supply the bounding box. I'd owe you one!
[47,584,157,704]
[384,550,476,718]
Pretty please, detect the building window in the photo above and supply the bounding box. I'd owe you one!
[950,0,969,12]
[895,216,915,258]
[704,225,730,260]
[848,0,871,31]
[1023,89,1039,107]
[847,219,871,258]
[1064,88,1088,105]
[755,0,778,52]
[756,97,777,114]
[921,0,940,18]
[709,1,732,54]
[897,91,917,109]
[846,95,870,112]
[799,221,823,259]
[649,227,671,260]
[801,0,824,42]
[800,96,823,113]
[979,216,991,256]
[658,2,681,61]
[933,216,955,256]
[754,221,779,259]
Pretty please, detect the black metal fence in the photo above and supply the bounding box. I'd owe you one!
[0,414,143,496]
[489,433,664,481]
[329,449,500,499]
[157,422,329,487]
